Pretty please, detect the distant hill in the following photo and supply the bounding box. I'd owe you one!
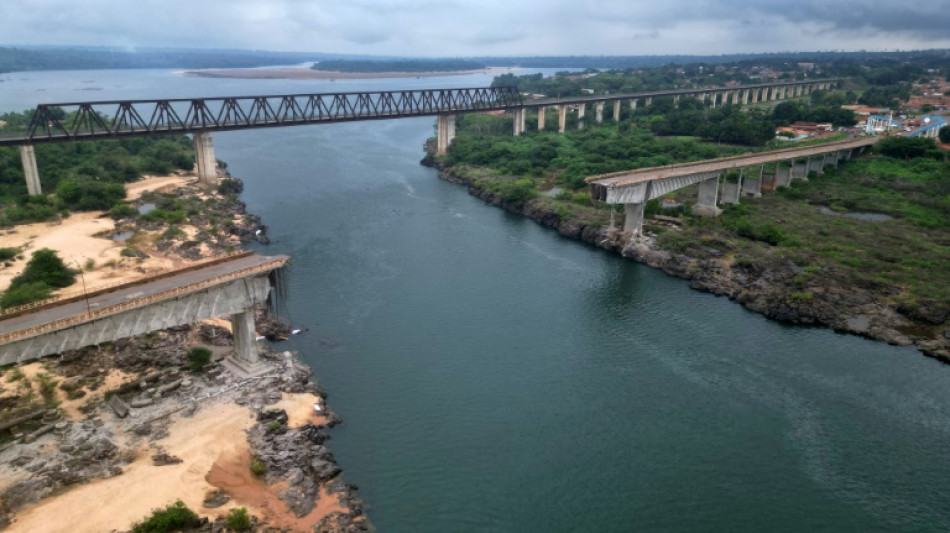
[0,46,361,73]
[313,59,487,73]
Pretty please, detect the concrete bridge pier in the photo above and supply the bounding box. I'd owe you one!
[741,90,750,105]
[644,97,652,107]
[694,176,722,217]
[19,145,42,196]
[810,156,825,176]
[577,104,586,130]
[775,164,792,188]
[537,107,546,131]
[742,165,763,197]
[595,102,604,123]
[624,203,646,236]
[512,108,526,136]
[823,153,837,168]
[790,159,808,181]
[613,100,621,122]
[720,169,743,205]
[436,114,456,155]
[194,131,218,186]
[629,99,638,112]
[558,105,567,133]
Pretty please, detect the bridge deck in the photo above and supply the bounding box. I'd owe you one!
[0,253,287,339]
[587,137,876,188]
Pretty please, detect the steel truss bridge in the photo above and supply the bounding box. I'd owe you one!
[0,86,523,146]
[0,79,844,147]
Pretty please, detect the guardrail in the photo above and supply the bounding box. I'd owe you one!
[0,256,287,345]
[0,250,254,319]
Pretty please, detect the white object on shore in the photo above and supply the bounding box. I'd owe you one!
[255,335,266,341]
[255,229,262,235]
[314,403,323,412]
[291,329,302,335]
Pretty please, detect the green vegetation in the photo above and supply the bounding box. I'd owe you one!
[656,154,950,310]
[314,59,486,72]
[226,507,252,531]
[940,126,950,144]
[874,137,942,160]
[250,458,267,476]
[185,346,212,373]
[447,115,744,190]
[130,500,200,533]
[0,248,76,308]
[0,247,19,261]
[0,113,195,223]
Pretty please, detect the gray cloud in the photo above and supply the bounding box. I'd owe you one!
[1,0,949,56]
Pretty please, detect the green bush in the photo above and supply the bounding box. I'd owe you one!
[0,247,18,261]
[109,203,137,219]
[11,248,75,289]
[0,281,53,308]
[56,178,126,211]
[140,208,186,225]
[226,507,252,531]
[875,136,941,160]
[186,346,212,373]
[131,500,200,533]
[250,459,267,476]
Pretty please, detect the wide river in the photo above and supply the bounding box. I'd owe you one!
[3,69,950,532]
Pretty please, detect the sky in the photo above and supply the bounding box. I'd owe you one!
[3,0,950,57]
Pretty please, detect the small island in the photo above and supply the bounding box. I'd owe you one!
[184,59,508,80]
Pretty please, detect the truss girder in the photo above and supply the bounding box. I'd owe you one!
[9,86,523,144]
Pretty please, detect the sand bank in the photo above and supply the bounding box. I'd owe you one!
[184,66,513,80]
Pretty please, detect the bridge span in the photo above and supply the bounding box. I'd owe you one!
[0,253,287,370]
[3,79,841,195]
[587,137,878,236]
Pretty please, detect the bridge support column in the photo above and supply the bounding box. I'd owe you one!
[741,90,750,105]
[512,108,526,136]
[823,153,837,168]
[743,165,763,197]
[577,104,586,130]
[694,176,722,217]
[623,203,646,236]
[792,159,809,181]
[225,308,269,376]
[720,169,742,205]
[558,105,567,133]
[645,97,652,107]
[537,107,546,131]
[437,114,456,155]
[194,131,218,186]
[19,145,42,196]
[629,99,638,112]
[613,100,621,122]
[810,156,825,176]
[778,162,794,187]
[732,91,740,105]
[595,102,604,123]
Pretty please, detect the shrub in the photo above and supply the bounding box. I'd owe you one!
[226,507,252,531]
[875,136,941,160]
[160,225,186,240]
[131,500,200,533]
[250,459,267,476]
[109,203,138,219]
[186,346,212,373]
[1,249,76,308]
[217,178,243,195]
[56,178,126,211]
[140,208,186,225]
[0,247,18,261]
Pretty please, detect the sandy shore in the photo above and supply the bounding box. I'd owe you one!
[0,174,193,293]
[183,66,514,80]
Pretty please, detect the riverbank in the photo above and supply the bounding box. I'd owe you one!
[183,66,513,80]
[0,173,369,531]
[425,154,950,363]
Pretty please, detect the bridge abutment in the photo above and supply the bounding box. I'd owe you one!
[437,114,456,155]
[194,131,218,186]
[19,145,42,196]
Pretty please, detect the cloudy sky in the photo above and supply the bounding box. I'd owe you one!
[3,0,949,57]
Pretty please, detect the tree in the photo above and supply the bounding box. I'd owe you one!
[940,125,950,144]
[11,248,75,289]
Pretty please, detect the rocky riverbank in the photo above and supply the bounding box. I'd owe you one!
[0,175,370,531]
[425,157,950,363]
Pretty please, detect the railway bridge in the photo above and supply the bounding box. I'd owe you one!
[1,79,841,195]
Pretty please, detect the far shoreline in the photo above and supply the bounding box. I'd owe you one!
[181,66,515,80]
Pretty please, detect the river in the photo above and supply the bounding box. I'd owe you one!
[4,69,950,532]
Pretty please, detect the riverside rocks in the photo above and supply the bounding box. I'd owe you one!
[435,163,950,363]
